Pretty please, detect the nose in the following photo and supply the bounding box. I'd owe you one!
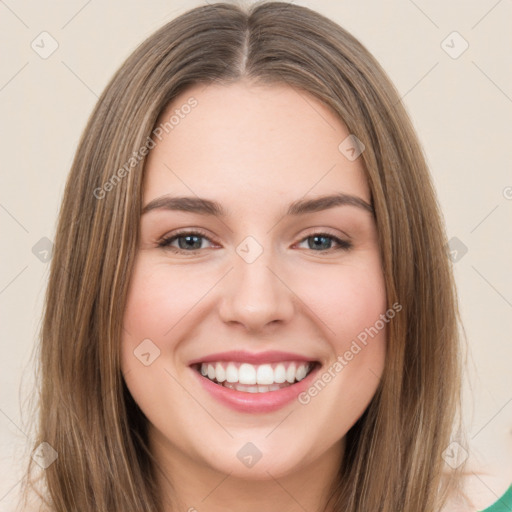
[218,246,295,333]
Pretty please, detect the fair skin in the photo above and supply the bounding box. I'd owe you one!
[121,80,387,511]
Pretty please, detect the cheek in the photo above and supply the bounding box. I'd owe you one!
[120,256,228,399]
[290,255,388,416]
[292,257,388,429]
[122,257,217,341]
[121,258,181,379]
[291,257,387,344]
[120,258,195,416]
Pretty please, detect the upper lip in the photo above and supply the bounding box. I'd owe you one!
[188,350,319,366]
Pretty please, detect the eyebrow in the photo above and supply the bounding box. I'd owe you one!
[141,192,374,216]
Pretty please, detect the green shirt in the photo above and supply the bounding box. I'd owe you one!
[480,484,512,511]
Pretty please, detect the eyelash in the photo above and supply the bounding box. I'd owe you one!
[157,229,353,254]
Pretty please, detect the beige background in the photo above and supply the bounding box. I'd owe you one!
[1,0,511,509]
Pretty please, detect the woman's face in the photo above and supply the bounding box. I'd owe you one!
[121,80,387,481]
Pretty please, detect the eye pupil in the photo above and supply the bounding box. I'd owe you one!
[179,235,202,250]
[309,235,332,250]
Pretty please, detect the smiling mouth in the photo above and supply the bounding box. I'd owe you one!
[191,360,320,393]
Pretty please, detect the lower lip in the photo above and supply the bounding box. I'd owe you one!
[190,364,321,413]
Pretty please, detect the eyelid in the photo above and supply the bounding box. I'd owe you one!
[294,229,352,251]
[157,228,218,250]
[157,227,352,254]
[298,226,351,242]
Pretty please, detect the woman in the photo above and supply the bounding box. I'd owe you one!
[19,2,511,511]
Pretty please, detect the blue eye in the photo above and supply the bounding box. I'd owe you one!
[297,233,352,252]
[158,230,213,252]
[157,230,352,254]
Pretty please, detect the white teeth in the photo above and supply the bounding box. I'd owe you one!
[296,365,307,381]
[215,362,226,382]
[198,360,313,389]
[274,363,286,383]
[221,382,292,393]
[239,363,257,385]
[286,363,296,383]
[256,364,274,385]
[226,363,238,383]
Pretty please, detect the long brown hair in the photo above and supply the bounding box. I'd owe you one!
[20,2,466,510]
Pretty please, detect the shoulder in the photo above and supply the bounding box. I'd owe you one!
[441,462,512,512]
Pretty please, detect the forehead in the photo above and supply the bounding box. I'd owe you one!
[143,80,369,206]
